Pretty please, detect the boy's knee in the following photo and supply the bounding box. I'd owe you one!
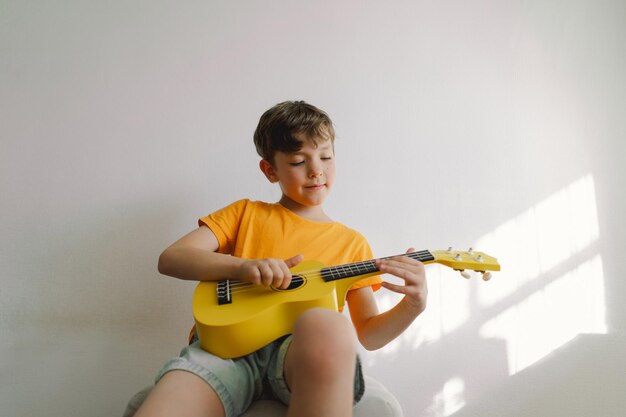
[292,308,357,360]
[284,311,358,392]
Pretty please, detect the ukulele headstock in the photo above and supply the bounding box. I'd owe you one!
[431,248,500,281]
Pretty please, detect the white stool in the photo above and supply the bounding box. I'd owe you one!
[123,375,403,417]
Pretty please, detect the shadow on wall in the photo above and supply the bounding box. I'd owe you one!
[366,174,607,417]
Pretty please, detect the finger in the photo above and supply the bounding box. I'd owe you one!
[278,261,293,289]
[406,247,416,254]
[387,256,425,273]
[269,261,289,288]
[258,262,276,286]
[248,268,262,285]
[284,254,304,268]
[381,265,414,282]
[377,259,422,281]
[381,281,408,294]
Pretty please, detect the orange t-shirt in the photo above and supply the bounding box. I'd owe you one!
[199,199,382,293]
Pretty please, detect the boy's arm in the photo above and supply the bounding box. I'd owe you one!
[346,250,427,351]
[158,225,302,288]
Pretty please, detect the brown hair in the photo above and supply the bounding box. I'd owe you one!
[253,100,335,162]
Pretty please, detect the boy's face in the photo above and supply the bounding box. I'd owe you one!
[261,134,336,210]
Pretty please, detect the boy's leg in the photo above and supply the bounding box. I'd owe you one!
[133,370,225,417]
[283,308,357,417]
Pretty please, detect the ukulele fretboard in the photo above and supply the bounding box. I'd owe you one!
[320,250,435,282]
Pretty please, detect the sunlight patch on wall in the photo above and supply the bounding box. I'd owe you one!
[426,377,466,417]
[476,174,606,374]
[480,255,606,374]
[476,174,600,307]
[364,174,606,372]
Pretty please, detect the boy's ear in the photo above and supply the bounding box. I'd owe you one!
[259,159,279,183]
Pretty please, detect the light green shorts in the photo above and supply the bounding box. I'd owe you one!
[156,336,364,417]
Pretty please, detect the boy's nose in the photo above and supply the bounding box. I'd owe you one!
[308,166,323,178]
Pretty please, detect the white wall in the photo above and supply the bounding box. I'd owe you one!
[2,1,624,416]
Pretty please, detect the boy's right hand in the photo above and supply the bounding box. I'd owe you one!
[236,254,304,289]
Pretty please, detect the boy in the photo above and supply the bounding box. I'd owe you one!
[131,101,427,417]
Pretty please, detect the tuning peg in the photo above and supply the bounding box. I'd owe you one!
[459,270,471,279]
[481,271,492,281]
[468,247,474,255]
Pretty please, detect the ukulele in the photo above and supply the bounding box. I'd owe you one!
[192,248,500,358]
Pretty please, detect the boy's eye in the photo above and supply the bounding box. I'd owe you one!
[289,161,305,166]
[321,156,333,161]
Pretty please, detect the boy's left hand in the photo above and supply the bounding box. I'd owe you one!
[376,247,428,313]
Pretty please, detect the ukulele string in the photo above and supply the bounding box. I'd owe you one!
[225,250,430,290]
[223,259,385,295]
[224,269,326,295]
[221,251,433,296]
[224,259,381,293]
[223,265,329,290]
[224,260,376,291]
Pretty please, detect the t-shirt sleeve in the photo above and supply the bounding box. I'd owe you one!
[198,199,248,255]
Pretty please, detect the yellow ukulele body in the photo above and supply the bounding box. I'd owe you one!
[193,260,379,359]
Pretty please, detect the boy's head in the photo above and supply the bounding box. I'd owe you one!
[254,100,335,164]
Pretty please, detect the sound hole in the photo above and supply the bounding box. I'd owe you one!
[273,274,305,292]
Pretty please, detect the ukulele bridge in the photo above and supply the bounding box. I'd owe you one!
[217,280,232,305]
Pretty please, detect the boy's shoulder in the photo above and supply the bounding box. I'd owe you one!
[204,198,288,225]
[209,198,271,214]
